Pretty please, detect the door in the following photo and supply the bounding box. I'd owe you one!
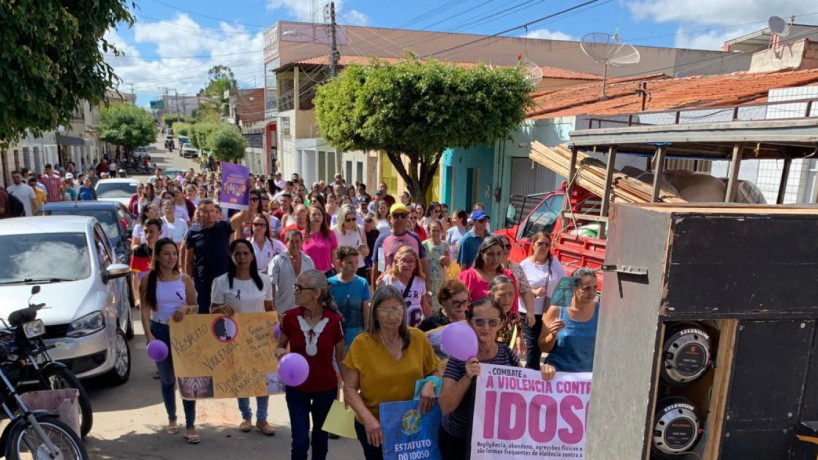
[510,157,558,197]
[93,225,125,334]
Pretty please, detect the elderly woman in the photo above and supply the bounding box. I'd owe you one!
[489,275,522,350]
[539,267,599,372]
[342,285,441,460]
[276,270,345,460]
[418,279,469,332]
[439,297,556,459]
[269,230,316,314]
[458,235,518,305]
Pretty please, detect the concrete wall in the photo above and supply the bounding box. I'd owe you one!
[749,39,818,72]
[442,144,495,214]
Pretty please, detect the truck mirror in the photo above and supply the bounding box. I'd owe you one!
[505,204,517,228]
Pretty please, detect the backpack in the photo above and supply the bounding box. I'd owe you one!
[5,191,24,217]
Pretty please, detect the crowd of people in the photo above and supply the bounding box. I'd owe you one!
[126,164,601,460]
[0,149,601,459]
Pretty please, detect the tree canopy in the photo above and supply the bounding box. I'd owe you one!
[98,104,157,155]
[195,65,237,121]
[0,0,134,145]
[209,125,247,162]
[314,58,533,205]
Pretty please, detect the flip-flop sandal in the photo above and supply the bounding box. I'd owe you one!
[167,423,179,435]
[184,431,200,444]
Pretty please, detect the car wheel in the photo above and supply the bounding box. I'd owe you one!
[106,330,131,386]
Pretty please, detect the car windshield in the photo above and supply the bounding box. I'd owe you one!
[43,208,120,240]
[0,233,90,284]
[95,182,136,199]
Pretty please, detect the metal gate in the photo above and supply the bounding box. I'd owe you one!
[510,157,558,196]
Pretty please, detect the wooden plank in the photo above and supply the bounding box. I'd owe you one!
[651,146,666,202]
[725,143,743,202]
[702,319,738,460]
[600,146,617,219]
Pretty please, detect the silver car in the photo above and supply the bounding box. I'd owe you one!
[0,216,132,384]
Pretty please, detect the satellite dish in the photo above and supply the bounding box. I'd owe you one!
[518,54,543,87]
[768,16,791,37]
[580,32,641,98]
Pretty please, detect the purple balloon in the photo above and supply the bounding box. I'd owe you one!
[278,353,309,387]
[441,322,478,361]
[147,340,169,362]
[274,324,281,340]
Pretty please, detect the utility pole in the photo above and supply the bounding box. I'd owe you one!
[329,2,339,77]
[174,90,180,117]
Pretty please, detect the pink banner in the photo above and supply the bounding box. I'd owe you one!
[471,364,592,459]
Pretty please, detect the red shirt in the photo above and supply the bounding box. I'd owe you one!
[280,307,344,392]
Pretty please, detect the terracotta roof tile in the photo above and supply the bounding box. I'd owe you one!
[528,68,818,118]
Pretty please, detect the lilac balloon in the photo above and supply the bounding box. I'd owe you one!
[441,322,478,361]
[274,324,281,340]
[147,340,169,362]
[278,353,309,387]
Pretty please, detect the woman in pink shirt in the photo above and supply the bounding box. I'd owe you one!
[302,204,338,276]
[458,235,518,309]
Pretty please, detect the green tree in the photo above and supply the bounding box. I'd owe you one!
[98,104,157,156]
[172,122,192,137]
[0,0,134,144]
[209,125,247,162]
[196,65,237,120]
[190,122,220,150]
[163,114,187,126]
[314,58,532,206]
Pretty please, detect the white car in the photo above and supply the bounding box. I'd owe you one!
[95,178,139,208]
[0,216,132,383]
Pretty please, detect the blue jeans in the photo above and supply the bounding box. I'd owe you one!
[238,396,269,422]
[285,387,336,460]
[151,321,197,429]
[354,420,384,460]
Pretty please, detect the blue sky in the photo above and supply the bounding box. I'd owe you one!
[104,0,818,106]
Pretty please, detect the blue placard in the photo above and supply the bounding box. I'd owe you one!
[550,276,575,307]
[380,400,442,460]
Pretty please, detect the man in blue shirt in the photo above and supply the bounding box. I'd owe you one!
[458,209,490,270]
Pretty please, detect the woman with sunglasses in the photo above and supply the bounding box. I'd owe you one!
[418,279,469,332]
[211,239,276,436]
[438,297,556,459]
[539,267,599,373]
[343,285,441,460]
[333,204,369,278]
[458,235,518,307]
[251,214,287,274]
[520,231,566,369]
[276,270,345,460]
[231,189,263,241]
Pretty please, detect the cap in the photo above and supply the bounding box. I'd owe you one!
[470,210,488,221]
[390,203,410,215]
[65,173,74,180]
[360,196,371,204]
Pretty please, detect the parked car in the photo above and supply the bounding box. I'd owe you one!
[163,168,184,180]
[94,178,139,208]
[0,217,132,384]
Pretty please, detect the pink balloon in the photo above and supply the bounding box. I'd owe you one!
[278,353,309,387]
[441,322,478,361]
[147,340,169,362]
[274,324,281,340]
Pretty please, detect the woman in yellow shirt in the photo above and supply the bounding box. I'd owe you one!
[342,285,441,460]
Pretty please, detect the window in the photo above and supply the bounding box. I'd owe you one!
[346,161,352,183]
[0,233,90,283]
[356,162,364,184]
[327,152,336,179]
[93,226,112,269]
[520,195,564,240]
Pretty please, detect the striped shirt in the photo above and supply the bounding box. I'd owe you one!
[441,343,520,438]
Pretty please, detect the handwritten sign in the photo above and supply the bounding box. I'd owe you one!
[471,364,592,459]
[169,313,284,399]
[220,162,249,210]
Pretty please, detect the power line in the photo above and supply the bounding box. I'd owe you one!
[146,0,268,29]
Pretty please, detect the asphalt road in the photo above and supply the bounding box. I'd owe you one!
[82,140,362,459]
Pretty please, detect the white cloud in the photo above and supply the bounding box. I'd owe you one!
[526,28,574,41]
[342,10,369,26]
[266,0,369,25]
[673,25,758,50]
[105,14,265,96]
[628,0,813,25]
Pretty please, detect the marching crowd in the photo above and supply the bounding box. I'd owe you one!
[2,154,598,459]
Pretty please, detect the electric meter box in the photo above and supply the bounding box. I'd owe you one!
[586,203,818,460]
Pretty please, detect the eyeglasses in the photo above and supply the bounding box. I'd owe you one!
[472,317,502,328]
[345,218,356,222]
[476,218,488,223]
[448,299,469,310]
[252,222,267,227]
[293,284,317,293]
[392,213,408,219]
[377,306,404,317]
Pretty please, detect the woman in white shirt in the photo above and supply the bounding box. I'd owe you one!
[519,231,566,370]
[132,203,170,249]
[210,239,277,436]
[250,214,286,274]
[332,204,369,278]
[161,200,188,259]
